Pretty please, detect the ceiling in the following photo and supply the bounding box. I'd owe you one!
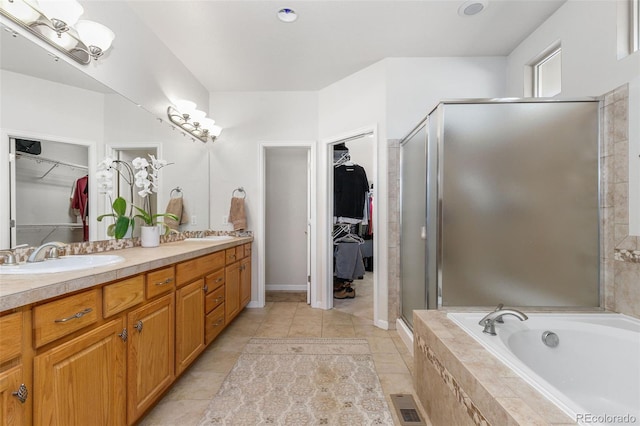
[128,0,566,92]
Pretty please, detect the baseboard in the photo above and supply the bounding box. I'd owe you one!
[396,317,414,356]
[265,284,307,291]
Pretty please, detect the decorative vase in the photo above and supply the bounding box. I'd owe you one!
[140,225,160,247]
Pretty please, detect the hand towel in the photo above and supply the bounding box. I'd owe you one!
[165,197,183,231]
[229,196,247,231]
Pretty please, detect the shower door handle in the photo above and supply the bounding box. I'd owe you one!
[420,226,427,240]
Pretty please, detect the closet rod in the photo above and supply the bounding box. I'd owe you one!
[16,152,89,175]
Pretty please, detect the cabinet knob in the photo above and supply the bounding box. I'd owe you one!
[134,320,143,332]
[203,285,209,292]
[118,328,128,342]
[12,384,28,404]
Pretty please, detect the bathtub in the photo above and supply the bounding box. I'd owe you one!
[447,312,640,426]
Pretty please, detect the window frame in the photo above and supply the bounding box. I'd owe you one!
[533,46,562,98]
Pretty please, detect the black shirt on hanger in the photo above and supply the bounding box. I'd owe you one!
[334,164,369,220]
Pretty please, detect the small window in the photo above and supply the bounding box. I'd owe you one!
[533,47,562,98]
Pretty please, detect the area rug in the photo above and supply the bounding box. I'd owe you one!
[197,338,394,425]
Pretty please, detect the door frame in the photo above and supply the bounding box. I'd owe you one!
[1,128,97,248]
[257,141,316,308]
[321,125,384,327]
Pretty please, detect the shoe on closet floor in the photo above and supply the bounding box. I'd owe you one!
[334,286,355,299]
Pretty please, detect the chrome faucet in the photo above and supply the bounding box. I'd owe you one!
[0,250,18,266]
[478,305,528,335]
[27,242,67,263]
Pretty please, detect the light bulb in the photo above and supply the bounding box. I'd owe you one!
[209,125,222,137]
[175,99,196,116]
[1,0,40,23]
[190,110,206,124]
[38,0,83,27]
[200,118,216,131]
[76,20,114,52]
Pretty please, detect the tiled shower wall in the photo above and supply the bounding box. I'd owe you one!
[389,87,640,320]
[602,84,640,318]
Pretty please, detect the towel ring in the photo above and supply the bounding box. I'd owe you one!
[232,187,246,199]
[170,187,183,198]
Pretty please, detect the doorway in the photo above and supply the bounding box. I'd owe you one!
[259,143,315,308]
[9,136,91,248]
[327,131,376,323]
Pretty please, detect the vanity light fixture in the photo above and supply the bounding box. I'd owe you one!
[0,0,115,65]
[167,100,223,143]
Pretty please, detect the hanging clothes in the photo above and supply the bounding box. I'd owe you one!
[72,175,89,241]
[334,164,369,221]
[334,242,365,281]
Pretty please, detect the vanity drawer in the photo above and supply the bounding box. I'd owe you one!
[146,266,175,299]
[34,289,99,348]
[177,252,225,286]
[205,269,225,292]
[0,312,22,363]
[224,247,242,265]
[205,285,225,314]
[205,304,225,345]
[103,275,145,318]
[243,243,252,259]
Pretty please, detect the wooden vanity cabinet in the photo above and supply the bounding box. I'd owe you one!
[240,249,251,308]
[33,318,127,426]
[127,293,175,424]
[0,311,29,426]
[225,244,252,322]
[224,260,241,323]
[175,279,205,375]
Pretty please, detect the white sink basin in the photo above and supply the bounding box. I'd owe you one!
[183,235,234,242]
[0,255,125,274]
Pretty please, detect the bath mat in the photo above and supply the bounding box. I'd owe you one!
[197,337,393,425]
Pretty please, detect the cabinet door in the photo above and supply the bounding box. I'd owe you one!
[225,262,240,323]
[33,318,126,426]
[240,257,251,308]
[0,366,25,426]
[127,293,175,424]
[175,279,205,375]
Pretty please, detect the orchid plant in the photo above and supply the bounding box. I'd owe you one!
[96,155,178,239]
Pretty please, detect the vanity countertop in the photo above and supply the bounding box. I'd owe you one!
[0,237,252,312]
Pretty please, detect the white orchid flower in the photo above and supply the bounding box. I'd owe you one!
[132,157,149,169]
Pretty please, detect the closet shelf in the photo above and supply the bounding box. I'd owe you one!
[16,152,88,179]
[16,223,83,228]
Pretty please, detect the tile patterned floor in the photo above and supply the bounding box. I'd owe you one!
[139,299,429,426]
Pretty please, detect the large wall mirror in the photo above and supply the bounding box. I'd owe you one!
[1,21,210,250]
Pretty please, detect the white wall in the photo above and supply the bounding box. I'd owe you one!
[0,70,103,248]
[386,57,507,138]
[506,0,640,234]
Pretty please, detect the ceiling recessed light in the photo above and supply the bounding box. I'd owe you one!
[458,0,488,17]
[277,8,298,23]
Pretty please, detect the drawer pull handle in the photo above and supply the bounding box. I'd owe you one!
[156,278,173,286]
[134,320,143,332]
[54,308,93,323]
[216,277,223,283]
[215,296,224,303]
[12,384,28,404]
[213,319,224,327]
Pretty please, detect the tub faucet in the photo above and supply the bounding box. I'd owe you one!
[0,250,18,266]
[478,306,528,335]
[27,242,67,263]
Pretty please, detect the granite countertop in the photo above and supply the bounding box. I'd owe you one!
[0,237,252,312]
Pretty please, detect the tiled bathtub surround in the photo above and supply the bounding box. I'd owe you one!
[601,84,640,318]
[413,310,575,426]
[5,230,252,264]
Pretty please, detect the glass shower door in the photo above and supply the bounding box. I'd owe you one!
[400,123,427,328]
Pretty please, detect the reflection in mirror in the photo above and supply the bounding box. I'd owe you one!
[12,138,89,247]
[1,18,212,251]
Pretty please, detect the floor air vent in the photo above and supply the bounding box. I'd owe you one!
[390,394,427,425]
